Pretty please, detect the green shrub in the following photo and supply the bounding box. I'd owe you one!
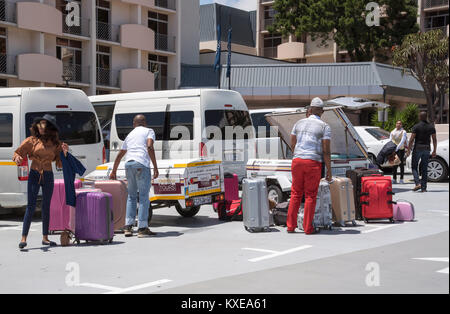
[370,104,419,132]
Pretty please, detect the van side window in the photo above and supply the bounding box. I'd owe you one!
[205,110,253,140]
[170,111,194,140]
[0,113,13,147]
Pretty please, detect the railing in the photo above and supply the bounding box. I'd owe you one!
[96,21,120,43]
[154,75,176,91]
[63,64,90,84]
[63,14,90,37]
[155,33,176,53]
[0,0,16,23]
[155,0,176,11]
[424,0,449,9]
[424,14,449,33]
[262,47,277,58]
[96,67,120,88]
[0,54,16,75]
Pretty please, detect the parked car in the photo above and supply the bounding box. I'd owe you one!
[406,139,449,183]
[354,126,392,165]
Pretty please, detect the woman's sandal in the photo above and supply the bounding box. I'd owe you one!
[42,241,57,247]
[19,242,27,250]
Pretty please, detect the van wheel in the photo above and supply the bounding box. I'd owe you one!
[267,185,284,204]
[175,204,201,218]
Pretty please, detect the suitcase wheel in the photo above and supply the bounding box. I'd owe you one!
[109,239,113,244]
[352,220,357,227]
[390,218,395,224]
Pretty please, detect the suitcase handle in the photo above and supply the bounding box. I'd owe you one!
[388,191,395,196]
[388,201,397,205]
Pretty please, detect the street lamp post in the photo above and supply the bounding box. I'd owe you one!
[381,85,388,128]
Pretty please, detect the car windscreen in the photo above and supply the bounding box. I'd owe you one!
[366,128,390,141]
[205,110,253,140]
[25,112,101,146]
[250,112,276,138]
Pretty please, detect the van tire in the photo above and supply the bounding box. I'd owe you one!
[267,185,284,204]
[175,204,201,218]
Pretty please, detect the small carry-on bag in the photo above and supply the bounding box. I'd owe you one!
[346,168,383,220]
[299,180,333,231]
[272,202,289,227]
[218,199,243,221]
[393,200,415,222]
[330,177,357,227]
[75,192,114,244]
[94,180,127,232]
[214,173,239,212]
[49,179,83,233]
[360,176,396,223]
[242,178,271,233]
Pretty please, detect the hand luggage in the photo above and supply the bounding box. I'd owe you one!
[75,192,114,244]
[272,202,289,227]
[298,180,333,231]
[330,177,357,227]
[214,173,239,212]
[218,199,243,221]
[346,168,383,220]
[360,176,395,223]
[393,200,415,222]
[94,180,127,232]
[242,178,271,233]
[49,179,83,233]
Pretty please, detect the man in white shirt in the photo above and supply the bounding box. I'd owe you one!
[110,115,159,238]
[287,98,332,235]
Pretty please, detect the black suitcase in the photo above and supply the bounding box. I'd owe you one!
[346,168,383,220]
[273,202,289,226]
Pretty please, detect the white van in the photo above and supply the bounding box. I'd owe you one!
[89,89,254,181]
[0,88,104,209]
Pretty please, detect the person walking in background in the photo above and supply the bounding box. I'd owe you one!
[407,111,437,193]
[287,98,332,235]
[110,115,159,238]
[390,120,408,184]
[13,115,69,250]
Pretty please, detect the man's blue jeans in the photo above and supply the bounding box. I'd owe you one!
[412,150,430,191]
[125,161,151,229]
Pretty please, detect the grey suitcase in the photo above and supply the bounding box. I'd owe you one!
[298,180,333,231]
[242,178,271,233]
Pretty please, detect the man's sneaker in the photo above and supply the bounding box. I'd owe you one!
[123,225,133,237]
[413,185,421,192]
[392,179,398,184]
[137,228,157,238]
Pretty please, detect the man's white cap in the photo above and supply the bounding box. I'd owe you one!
[310,97,324,108]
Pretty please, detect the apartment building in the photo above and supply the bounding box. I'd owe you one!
[0,0,199,95]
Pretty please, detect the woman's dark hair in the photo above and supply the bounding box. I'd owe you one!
[30,120,60,146]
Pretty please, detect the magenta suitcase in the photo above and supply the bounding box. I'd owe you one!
[213,173,239,211]
[94,181,127,232]
[393,200,415,222]
[49,179,82,233]
[75,192,114,244]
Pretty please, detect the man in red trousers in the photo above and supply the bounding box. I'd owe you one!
[287,98,332,234]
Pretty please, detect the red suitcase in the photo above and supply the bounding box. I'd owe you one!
[213,173,239,212]
[360,175,396,223]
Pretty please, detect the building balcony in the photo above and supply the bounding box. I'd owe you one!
[62,14,90,38]
[63,64,90,85]
[121,68,154,92]
[121,0,155,7]
[16,2,62,36]
[97,67,120,88]
[0,0,16,24]
[97,21,120,43]
[154,75,176,90]
[155,0,176,11]
[155,33,176,53]
[0,54,16,76]
[120,24,155,51]
[424,0,449,10]
[17,54,63,84]
[277,42,305,61]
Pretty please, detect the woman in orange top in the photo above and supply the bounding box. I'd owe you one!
[13,115,69,250]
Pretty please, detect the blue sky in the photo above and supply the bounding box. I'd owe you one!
[199,0,257,11]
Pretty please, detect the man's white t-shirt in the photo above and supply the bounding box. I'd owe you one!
[121,126,156,168]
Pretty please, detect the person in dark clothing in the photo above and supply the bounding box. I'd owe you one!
[407,112,437,192]
[376,141,398,167]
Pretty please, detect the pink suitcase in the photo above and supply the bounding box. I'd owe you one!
[49,179,83,233]
[393,200,415,222]
[94,181,127,232]
[213,173,239,211]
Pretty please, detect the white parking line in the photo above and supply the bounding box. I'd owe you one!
[413,258,449,275]
[362,224,402,234]
[428,210,449,217]
[76,279,172,294]
[243,245,313,263]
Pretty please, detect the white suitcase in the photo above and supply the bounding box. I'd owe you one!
[242,178,271,233]
[298,180,333,231]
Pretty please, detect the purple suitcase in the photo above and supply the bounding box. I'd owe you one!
[75,192,114,244]
[393,200,415,222]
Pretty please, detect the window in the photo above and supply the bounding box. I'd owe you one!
[149,54,170,90]
[115,111,195,141]
[251,112,275,138]
[0,113,12,147]
[0,27,7,74]
[205,110,253,140]
[0,79,7,87]
[25,112,101,146]
[148,11,168,35]
[57,38,82,82]
[365,127,390,141]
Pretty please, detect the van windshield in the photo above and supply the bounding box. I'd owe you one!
[25,112,101,146]
[205,110,253,140]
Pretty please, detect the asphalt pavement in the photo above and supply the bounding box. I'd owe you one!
[0,175,448,294]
